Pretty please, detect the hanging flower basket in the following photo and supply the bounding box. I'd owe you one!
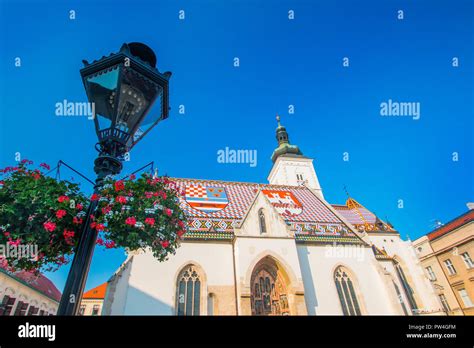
[93,173,187,261]
[0,161,88,273]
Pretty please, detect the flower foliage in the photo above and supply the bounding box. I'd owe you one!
[93,173,187,261]
[0,161,88,272]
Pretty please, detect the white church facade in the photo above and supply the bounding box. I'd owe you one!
[102,117,443,316]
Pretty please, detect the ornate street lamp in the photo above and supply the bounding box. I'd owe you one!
[57,42,171,315]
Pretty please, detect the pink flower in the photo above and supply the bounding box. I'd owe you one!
[114,180,125,192]
[101,206,112,214]
[40,162,50,170]
[160,240,170,248]
[8,239,21,246]
[3,231,10,237]
[58,195,70,203]
[43,221,56,232]
[145,192,153,199]
[90,193,99,201]
[116,196,127,204]
[144,217,155,226]
[125,217,137,226]
[164,208,172,217]
[56,209,67,219]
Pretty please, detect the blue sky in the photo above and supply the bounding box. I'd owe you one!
[0,0,472,292]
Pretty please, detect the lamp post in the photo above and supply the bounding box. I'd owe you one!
[57,42,171,315]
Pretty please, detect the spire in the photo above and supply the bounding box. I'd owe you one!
[271,114,303,162]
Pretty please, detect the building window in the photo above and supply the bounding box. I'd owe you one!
[444,259,457,275]
[438,294,450,313]
[458,289,473,308]
[176,265,202,316]
[334,267,362,315]
[461,252,474,269]
[14,301,29,316]
[91,304,100,315]
[392,281,408,315]
[27,306,39,316]
[425,266,436,281]
[258,209,267,234]
[79,305,86,315]
[0,296,16,316]
[395,262,418,314]
[38,310,45,316]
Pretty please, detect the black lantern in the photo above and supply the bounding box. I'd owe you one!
[58,43,171,315]
[80,42,171,174]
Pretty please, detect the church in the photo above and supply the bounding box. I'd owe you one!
[102,117,443,316]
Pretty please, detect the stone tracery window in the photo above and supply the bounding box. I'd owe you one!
[176,265,202,316]
[334,267,362,315]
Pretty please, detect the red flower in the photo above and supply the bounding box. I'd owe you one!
[101,206,112,214]
[145,192,153,199]
[56,209,67,219]
[96,237,104,246]
[125,217,136,226]
[76,203,83,210]
[178,220,185,229]
[177,230,186,238]
[63,229,75,239]
[144,217,155,226]
[114,180,125,192]
[73,217,83,225]
[3,231,10,237]
[164,208,172,217]
[130,174,136,180]
[58,195,70,203]
[116,196,127,204]
[90,222,97,229]
[105,240,116,249]
[95,223,105,232]
[90,193,99,201]
[43,221,56,232]
[160,240,170,248]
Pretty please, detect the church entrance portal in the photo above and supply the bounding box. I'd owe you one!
[250,257,290,315]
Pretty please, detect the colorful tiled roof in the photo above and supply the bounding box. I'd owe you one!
[427,209,474,241]
[0,265,62,302]
[170,178,358,242]
[332,198,395,233]
[83,282,107,299]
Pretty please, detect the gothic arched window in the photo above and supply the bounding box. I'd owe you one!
[334,267,362,315]
[176,265,202,316]
[258,209,267,234]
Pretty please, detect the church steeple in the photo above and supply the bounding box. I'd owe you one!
[271,115,303,162]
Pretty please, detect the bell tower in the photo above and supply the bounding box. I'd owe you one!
[267,115,324,200]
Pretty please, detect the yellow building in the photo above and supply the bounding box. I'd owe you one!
[80,282,107,316]
[414,208,474,315]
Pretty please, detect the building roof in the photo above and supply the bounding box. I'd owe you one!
[427,209,474,241]
[171,177,362,243]
[0,265,62,302]
[83,282,108,300]
[332,198,395,233]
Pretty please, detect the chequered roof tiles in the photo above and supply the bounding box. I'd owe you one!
[169,178,357,241]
